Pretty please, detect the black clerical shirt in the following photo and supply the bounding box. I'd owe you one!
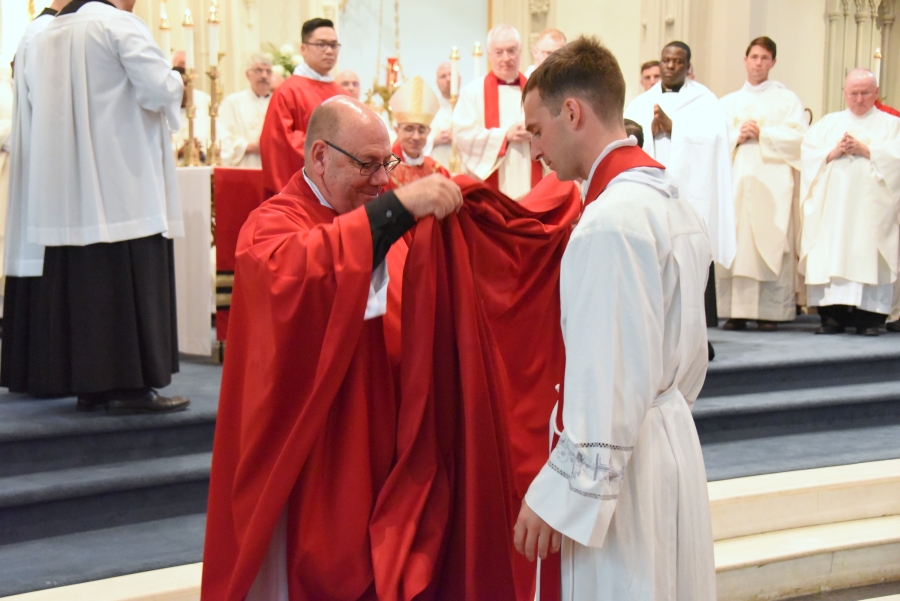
[365,191,415,269]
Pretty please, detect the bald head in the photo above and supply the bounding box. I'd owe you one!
[305,96,386,156]
[436,61,453,98]
[304,97,393,214]
[844,68,879,116]
[532,29,567,69]
[171,50,186,69]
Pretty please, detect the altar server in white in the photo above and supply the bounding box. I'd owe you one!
[516,36,716,600]
[25,0,189,413]
[424,61,454,170]
[625,41,736,270]
[800,68,900,336]
[219,54,273,168]
[1,1,65,394]
[717,37,807,331]
[453,24,540,199]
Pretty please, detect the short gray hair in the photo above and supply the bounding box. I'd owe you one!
[487,24,521,49]
[246,53,273,71]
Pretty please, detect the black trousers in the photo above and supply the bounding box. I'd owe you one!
[26,234,179,397]
[817,304,887,329]
[705,263,717,327]
[1,276,43,393]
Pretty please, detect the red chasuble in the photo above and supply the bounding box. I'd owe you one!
[876,99,900,118]
[201,172,395,601]
[370,174,581,601]
[259,75,347,196]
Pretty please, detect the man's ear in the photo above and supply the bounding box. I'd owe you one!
[309,140,328,174]
[563,98,582,130]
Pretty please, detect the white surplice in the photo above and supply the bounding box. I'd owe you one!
[525,139,716,601]
[26,2,183,246]
[624,80,736,268]
[173,89,241,167]
[425,94,452,170]
[452,75,533,199]
[799,107,900,314]
[218,88,269,168]
[716,80,807,321]
[5,13,55,277]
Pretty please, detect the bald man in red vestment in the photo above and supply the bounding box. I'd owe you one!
[259,17,348,196]
[202,96,462,601]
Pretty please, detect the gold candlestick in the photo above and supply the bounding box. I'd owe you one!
[207,58,225,166]
[183,69,200,166]
[449,46,462,174]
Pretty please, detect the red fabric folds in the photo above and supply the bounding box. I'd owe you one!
[483,72,543,192]
[370,173,581,601]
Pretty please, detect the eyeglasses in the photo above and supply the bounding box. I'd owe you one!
[249,67,272,75]
[306,41,341,50]
[325,141,401,176]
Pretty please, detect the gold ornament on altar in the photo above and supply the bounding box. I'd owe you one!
[449,46,462,175]
[182,9,199,167]
[363,0,405,124]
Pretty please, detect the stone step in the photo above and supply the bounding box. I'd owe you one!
[715,515,900,601]
[709,458,900,541]
[0,453,211,545]
[695,381,900,443]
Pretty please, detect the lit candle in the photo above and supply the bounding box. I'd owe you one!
[450,46,460,97]
[207,4,219,68]
[473,42,483,81]
[159,12,171,59]
[183,9,195,70]
[874,48,882,87]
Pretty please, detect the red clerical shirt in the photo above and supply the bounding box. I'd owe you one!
[259,76,347,196]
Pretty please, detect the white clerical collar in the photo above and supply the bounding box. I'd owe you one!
[293,61,334,82]
[302,169,334,210]
[582,137,638,200]
[742,79,784,93]
[402,150,425,166]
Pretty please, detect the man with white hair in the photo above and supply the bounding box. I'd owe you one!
[453,24,542,199]
[525,28,566,77]
[219,53,273,168]
[335,70,361,100]
[799,68,900,335]
[424,61,454,170]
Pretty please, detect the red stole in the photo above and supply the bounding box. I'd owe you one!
[483,72,543,193]
[584,143,665,209]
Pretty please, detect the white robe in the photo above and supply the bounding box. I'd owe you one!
[716,80,807,321]
[425,94,452,170]
[624,80,736,268]
[525,139,716,601]
[5,13,55,277]
[218,88,269,168]
[0,78,13,281]
[799,107,900,314]
[27,3,183,246]
[452,76,532,199]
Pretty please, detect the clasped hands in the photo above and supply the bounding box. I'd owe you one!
[506,122,532,144]
[513,499,562,562]
[736,120,760,144]
[827,132,870,162]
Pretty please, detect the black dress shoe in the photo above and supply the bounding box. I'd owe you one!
[815,324,846,334]
[76,395,108,412]
[886,321,900,332]
[721,319,747,331]
[757,320,778,332]
[107,390,190,415]
[857,326,883,336]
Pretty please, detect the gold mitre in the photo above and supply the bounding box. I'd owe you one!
[389,76,440,127]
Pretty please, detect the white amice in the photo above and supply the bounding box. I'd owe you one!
[799,107,900,312]
[452,77,533,200]
[524,149,716,600]
[624,79,736,268]
[716,80,807,321]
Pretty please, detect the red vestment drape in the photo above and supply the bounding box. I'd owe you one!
[370,174,581,601]
[259,76,347,196]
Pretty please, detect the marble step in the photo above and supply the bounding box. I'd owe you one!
[715,515,900,601]
[709,459,900,540]
[0,453,211,545]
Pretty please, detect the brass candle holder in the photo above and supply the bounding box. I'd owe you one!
[449,46,462,174]
[183,69,200,166]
